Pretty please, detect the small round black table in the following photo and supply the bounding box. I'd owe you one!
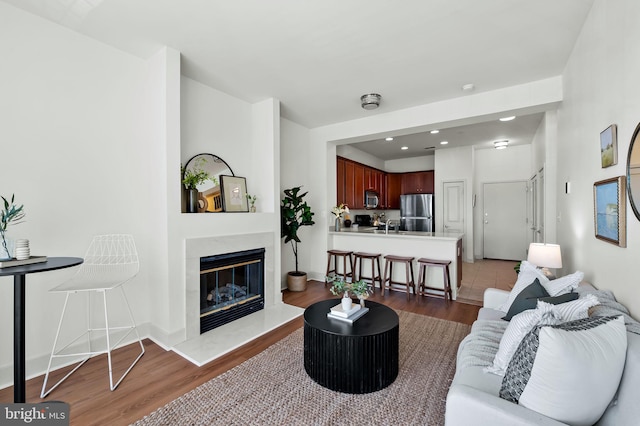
[303,299,399,394]
[0,257,83,402]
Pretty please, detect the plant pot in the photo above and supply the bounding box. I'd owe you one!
[341,294,353,311]
[287,271,307,291]
[186,188,199,213]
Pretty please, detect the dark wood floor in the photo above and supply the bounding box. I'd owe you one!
[0,280,479,425]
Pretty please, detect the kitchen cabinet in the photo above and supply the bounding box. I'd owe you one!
[401,171,434,194]
[336,157,433,209]
[353,163,365,208]
[386,173,402,209]
[337,157,346,205]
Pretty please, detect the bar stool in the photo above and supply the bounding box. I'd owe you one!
[417,258,452,301]
[381,255,416,295]
[325,249,353,283]
[352,252,383,290]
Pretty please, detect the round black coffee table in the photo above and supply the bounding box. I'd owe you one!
[303,299,399,394]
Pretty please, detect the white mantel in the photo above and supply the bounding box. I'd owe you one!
[174,231,303,366]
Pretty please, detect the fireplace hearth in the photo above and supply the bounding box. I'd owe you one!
[200,247,265,334]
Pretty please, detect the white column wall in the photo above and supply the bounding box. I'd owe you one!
[557,0,640,317]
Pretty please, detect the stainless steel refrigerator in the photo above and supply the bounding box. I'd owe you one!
[400,194,434,232]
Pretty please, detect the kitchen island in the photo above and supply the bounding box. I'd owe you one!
[329,227,463,299]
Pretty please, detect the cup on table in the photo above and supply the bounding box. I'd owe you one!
[15,239,30,260]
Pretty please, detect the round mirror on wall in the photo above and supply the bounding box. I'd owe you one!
[183,153,234,213]
[627,122,640,220]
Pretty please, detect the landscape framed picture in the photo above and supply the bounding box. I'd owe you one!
[600,124,618,168]
[220,175,248,212]
[593,176,626,247]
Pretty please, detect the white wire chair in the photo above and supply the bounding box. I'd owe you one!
[41,234,145,398]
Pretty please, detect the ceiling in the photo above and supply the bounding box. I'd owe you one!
[352,112,545,160]
[3,0,594,159]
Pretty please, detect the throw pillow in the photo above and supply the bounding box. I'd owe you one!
[550,293,599,321]
[500,316,627,426]
[485,302,561,376]
[498,261,549,312]
[502,286,580,321]
[541,270,584,296]
[501,279,550,321]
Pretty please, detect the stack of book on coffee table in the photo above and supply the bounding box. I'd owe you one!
[327,302,369,324]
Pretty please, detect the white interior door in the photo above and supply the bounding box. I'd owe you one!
[483,181,527,260]
[443,181,464,233]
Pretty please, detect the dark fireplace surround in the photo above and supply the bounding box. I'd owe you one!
[200,247,265,334]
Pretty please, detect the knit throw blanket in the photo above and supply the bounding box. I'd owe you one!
[578,287,640,335]
[456,320,508,370]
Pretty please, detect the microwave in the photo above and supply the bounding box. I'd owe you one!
[364,190,379,209]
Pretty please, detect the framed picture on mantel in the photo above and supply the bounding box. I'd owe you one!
[220,175,249,212]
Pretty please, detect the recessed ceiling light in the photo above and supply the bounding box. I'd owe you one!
[401,146,408,150]
[430,130,439,134]
[440,141,448,145]
[494,140,509,149]
[385,137,394,141]
[499,116,516,122]
[462,83,475,92]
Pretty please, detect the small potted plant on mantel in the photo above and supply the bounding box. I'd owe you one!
[281,186,315,291]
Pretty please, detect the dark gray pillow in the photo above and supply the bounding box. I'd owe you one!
[502,279,549,321]
[502,279,580,321]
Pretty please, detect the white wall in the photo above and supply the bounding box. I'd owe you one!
[336,145,385,170]
[280,118,312,287]
[473,145,533,258]
[435,146,474,262]
[557,0,640,317]
[0,2,155,384]
[385,156,435,172]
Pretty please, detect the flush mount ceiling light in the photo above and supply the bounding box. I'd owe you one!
[401,146,408,150]
[430,130,440,134]
[499,116,516,122]
[494,140,509,149]
[361,93,381,110]
[462,83,475,92]
[440,141,449,145]
[385,137,394,141]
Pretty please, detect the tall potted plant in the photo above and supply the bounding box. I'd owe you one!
[281,186,315,291]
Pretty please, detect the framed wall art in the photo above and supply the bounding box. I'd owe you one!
[600,124,618,168]
[593,176,626,247]
[220,175,248,212]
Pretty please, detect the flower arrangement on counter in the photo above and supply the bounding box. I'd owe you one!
[331,203,350,218]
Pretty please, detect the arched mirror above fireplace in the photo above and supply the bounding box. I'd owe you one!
[626,122,640,221]
[183,153,234,213]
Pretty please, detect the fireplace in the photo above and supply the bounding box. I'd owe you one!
[200,247,265,334]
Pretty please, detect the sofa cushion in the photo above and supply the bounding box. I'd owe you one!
[541,270,584,296]
[499,316,627,426]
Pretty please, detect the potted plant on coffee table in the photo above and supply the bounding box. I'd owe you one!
[281,186,315,291]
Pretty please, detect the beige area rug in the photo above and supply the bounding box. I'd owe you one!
[132,311,470,426]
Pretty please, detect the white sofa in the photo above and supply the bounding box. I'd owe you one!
[445,284,640,426]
